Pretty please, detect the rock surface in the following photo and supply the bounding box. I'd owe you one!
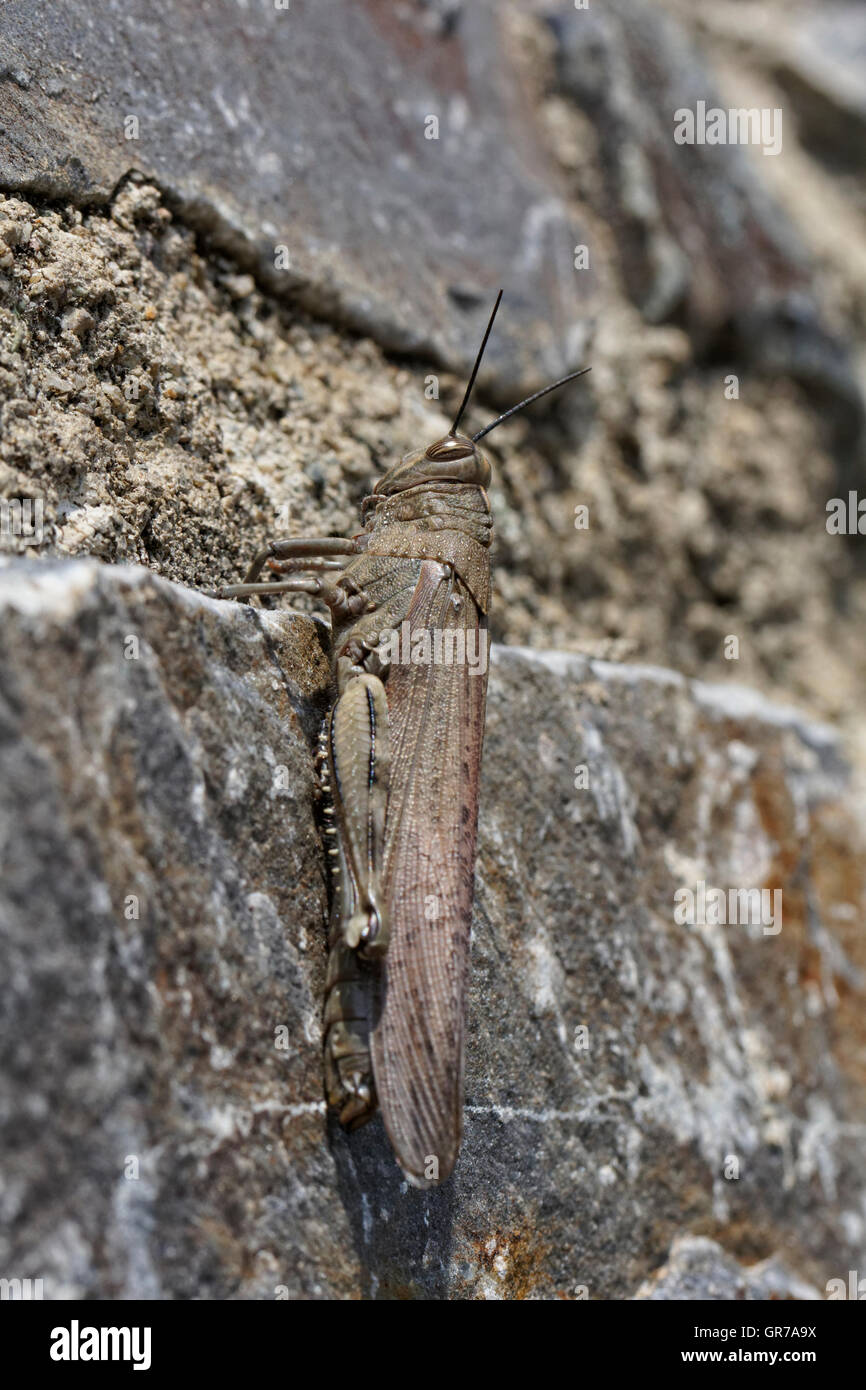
[633,1235,822,1301]
[1,0,865,1303]
[0,0,589,389]
[0,559,863,1299]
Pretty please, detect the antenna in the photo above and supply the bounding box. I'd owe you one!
[471,367,591,443]
[450,289,503,436]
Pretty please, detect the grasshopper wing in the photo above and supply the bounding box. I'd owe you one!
[371,559,488,1185]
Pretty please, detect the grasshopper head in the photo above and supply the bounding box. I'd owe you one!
[373,433,491,496]
[371,289,589,500]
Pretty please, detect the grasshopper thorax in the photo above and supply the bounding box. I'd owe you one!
[373,433,491,497]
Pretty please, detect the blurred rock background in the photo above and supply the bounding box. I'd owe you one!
[0,0,864,1299]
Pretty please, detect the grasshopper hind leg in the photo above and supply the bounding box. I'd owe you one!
[323,940,377,1129]
[319,664,391,1130]
[324,670,391,960]
[320,714,383,1130]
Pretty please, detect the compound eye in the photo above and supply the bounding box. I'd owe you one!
[425,435,475,463]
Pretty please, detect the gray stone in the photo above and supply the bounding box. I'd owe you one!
[634,1235,822,1301]
[0,0,590,393]
[0,558,863,1299]
[710,2,866,167]
[547,0,865,475]
[548,1,806,333]
[782,5,866,156]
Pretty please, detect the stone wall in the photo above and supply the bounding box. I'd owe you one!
[0,1,864,1299]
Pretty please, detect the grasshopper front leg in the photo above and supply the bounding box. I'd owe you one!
[243,536,359,585]
[212,535,360,601]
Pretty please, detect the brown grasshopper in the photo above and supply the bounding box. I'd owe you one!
[216,292,589,1185]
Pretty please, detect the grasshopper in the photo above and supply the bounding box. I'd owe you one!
[216,293,589,1185]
